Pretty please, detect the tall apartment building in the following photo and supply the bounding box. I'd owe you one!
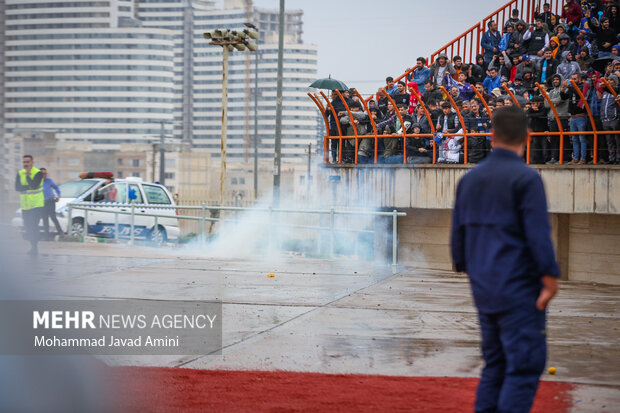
[0,0,319,199]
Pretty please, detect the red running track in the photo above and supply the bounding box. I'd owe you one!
[110,367,573,412]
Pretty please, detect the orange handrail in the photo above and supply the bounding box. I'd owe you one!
[440,86,469,164]
[353,89,379,164]
[335,90,360,165]
[382,89,408,164]
[536,82,566,165]
[320,91,343,164]
[570,79,598,164]
[307,92,330,163]
[409,89,437,164]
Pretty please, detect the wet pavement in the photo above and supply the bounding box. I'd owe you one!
[6,236,620,411]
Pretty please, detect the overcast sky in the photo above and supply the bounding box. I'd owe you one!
[249,0,503,94]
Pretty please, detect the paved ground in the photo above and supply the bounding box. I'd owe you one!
[7,234,620,412]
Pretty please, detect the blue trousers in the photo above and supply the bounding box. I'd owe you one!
[570,116,587,161]
[475,305,547,413]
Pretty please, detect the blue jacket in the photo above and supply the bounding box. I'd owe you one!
[451,148,560,314]
[481,30,501,60]
[43,178,61,201]
[482,75,501,92]
[413,67,431,93]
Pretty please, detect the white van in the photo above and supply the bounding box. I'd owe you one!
[12,177,179,244]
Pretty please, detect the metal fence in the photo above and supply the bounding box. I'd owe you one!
[66,202,407,266]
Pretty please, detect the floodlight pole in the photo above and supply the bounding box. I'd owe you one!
[273,0,285,207]
[254,48,259,200]
[220,45,229,205]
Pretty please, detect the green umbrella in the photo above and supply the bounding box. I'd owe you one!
[309,75,348,91]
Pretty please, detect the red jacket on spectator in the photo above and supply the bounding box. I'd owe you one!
[407,82,421,114]
[561,0,582,26]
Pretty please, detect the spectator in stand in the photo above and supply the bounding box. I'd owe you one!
[561,0,583,40]
[556,33,574,58]
[377,89,389,117]
[465,99,492,163]
[598,74,620,164]
[613,45,620,56]
[481,20,502,63]
[461,100,471,117]
[483,67,502,92]
[468,58,486,84]
[428,99,442,125]
[456,72,474,100]
[475,53,489,74]
[412,104,431,133]
[475,82,493,102]
[524,18,550,64]
[430,53,456,87]
[539,48,560,84]
[545,74,570,164]
[607,3,620,34]
[491,52,512,79]
[506,8,521,29]
[577,46,594,70]
[527,96,551,164]
[407,82,421,114]
[573,34,591,56]
[499,24,515,53]
[408,57,431,94]
[392,81,410,106]
[589,17,617,57]
[436,101,462,136]
[509,20,529,56]
[326,89,347,162]
[512,73,527,96]
[385,76,398,96]
[423,80,444,104]
[449,86,461,102]
[339,100,370,163]
[383,103,412,163]
[535,3,559,33]
[376,101,397,134]
[557,51,581,79]
[566,72,589,164]
[517,55,540,80]
[586,70,605,161]
[452,56,465,80]
[405,123,433,164]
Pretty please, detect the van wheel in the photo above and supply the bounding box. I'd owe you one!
[71,218,85,238]
[149,225,167,246]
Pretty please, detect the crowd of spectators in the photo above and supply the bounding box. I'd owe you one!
[325,1,620,165]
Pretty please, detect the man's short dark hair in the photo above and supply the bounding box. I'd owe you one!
[488,20,495,29]
[425,80,433,85]
[441,101,452,109]
[396,103,407,110]
[453,55,462,62]
[475,82,484,87]
[23,155,33,160]
[386,76,394,82]
[40,167,47,171]
[397,80,406,87]
[428,99,438,106]
[349,101,362,109]
[512,8,519,15]
[489,67,497,72]
[417,57,426,64]
[492,106,528,145]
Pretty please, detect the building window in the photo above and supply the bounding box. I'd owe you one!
[131,159,140,167]
[164,172,174,179]
[231,178,238,185]
[67,158,80,166]
[131,172,140,177]
[239,177,245,185]
[117,171,124,178]
[117,158,123,165]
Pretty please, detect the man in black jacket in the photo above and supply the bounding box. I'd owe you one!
[538,48,559,84]
[526,96,551,163]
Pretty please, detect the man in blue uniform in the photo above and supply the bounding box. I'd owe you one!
[450,106,560,412]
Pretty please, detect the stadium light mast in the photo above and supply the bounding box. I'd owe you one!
[204,27,258,205]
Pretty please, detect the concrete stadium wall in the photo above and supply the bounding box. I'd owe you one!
[397,209,620,285]
[322,165,620,214]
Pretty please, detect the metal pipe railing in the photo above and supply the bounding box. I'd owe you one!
[66,202,407,266]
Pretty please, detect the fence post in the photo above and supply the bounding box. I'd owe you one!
[82,208,88,240]
[114,210,119,241]
[66,204,73,235]
[201,202,206,246]
[392,210,398,268]
[330,208,335,259]
[129,202,135,245]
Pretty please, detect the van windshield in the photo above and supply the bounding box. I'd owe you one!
[58,180,99,198]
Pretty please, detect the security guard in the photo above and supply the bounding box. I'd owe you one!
[15,155,45,255]
[451,106,560,412]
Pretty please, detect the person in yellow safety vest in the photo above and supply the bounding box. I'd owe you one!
[15,155,45,255]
